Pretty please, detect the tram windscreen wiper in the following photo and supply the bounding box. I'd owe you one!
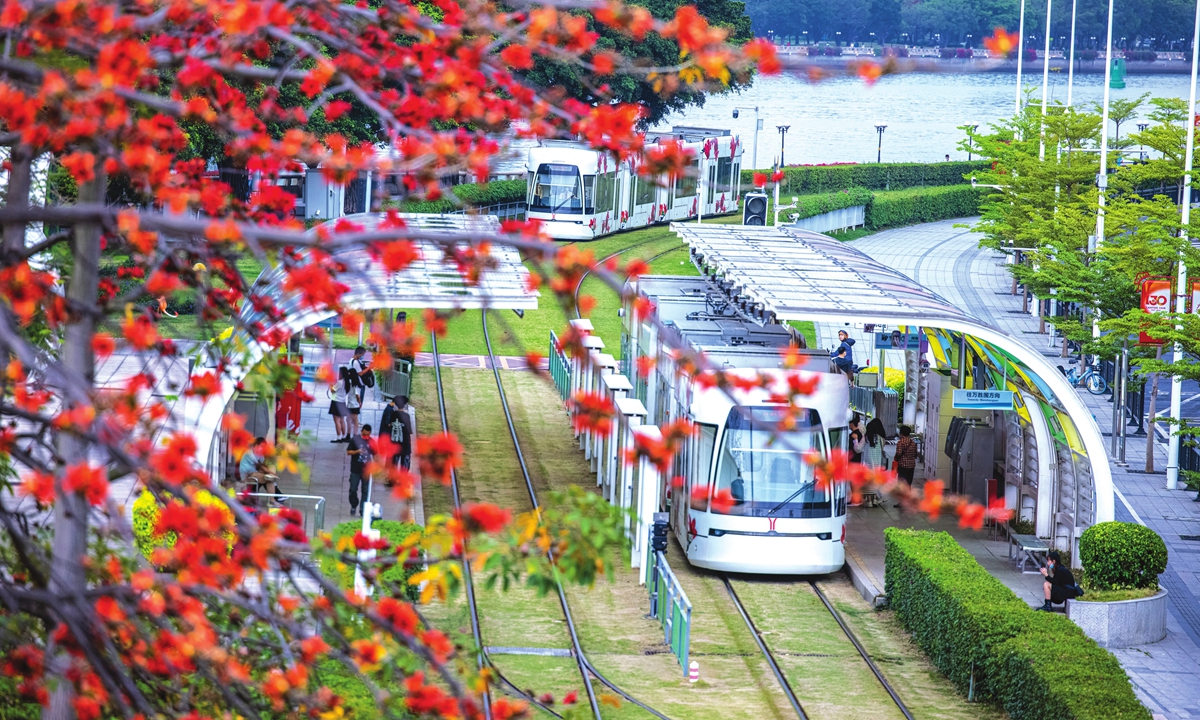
[765,480,818,517]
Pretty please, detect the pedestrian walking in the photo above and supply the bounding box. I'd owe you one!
[347,424,373,517]
[892,425,919,508]
[329,366,351,442]
[345,366,362,435]
[863,418,887,470]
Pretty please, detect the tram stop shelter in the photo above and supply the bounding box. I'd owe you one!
[670,222,1114,597]
[173,214,539,530]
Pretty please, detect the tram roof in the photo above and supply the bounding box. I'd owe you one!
[672,223,974,325]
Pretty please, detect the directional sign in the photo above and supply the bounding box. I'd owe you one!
[952,389,1014,410]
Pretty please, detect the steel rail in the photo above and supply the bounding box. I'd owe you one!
[435,333,565,720]
[481,311,676,720]
[721,577,809,720]
[808,581,915,720]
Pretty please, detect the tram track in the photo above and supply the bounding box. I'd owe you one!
[722,576,915,720]
[480,312,674,720]
[572,239,683,320]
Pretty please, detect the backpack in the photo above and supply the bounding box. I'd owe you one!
[355,359,375,388]
[390,415,409,445]
[363,370,375,388]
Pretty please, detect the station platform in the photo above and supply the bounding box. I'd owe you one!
[844,501,1048,609]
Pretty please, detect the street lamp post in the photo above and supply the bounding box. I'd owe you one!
[1066,0,1079,107]
[1016,0,1027,116]
[1137,122,1150,160]
[1039,0,1054,161]
[874,123,887,163]
[776,125,790,167]
[967,123,979,160]
[732,107,761,171]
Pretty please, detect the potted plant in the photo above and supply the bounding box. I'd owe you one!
[1067,521,1169,647]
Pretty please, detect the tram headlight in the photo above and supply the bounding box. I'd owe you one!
[817,532,832,541]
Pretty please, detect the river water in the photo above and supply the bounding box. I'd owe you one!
[662,72,1196,167]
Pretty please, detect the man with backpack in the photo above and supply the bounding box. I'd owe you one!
[380,394,413,474]
[351,345,374,406]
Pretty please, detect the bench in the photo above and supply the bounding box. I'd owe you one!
[1009,532,1048,574]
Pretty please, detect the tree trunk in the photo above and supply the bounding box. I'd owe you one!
[1145,344,1163,473]
[44,167,105,720]
[3,145,32,251]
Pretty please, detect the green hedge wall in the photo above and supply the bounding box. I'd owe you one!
[321,520,424,601]
[397,179,526,214]
[884,529,1149,720]
[865,185,981,230]
[742,161,988,195]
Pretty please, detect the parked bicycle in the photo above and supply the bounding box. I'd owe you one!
[1057,357,1108,395]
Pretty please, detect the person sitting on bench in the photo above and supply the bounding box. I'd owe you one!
[239,437,285,505]
[1037,550,1082,611]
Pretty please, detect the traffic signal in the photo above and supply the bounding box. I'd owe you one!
[742,192,768,226]
[651,512,669,553]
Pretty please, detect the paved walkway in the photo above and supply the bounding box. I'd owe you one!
[849,218,1200,720]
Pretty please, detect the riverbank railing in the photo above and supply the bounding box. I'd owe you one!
[647,549,692,676]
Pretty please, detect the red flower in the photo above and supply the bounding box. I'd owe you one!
[324,99,351,122]
[184,371,221,398]
[416,432,463,485]
[710,488,735,513]
[377,597,419,635]
[753,172,767,188]
[957,502,986,530]
[983,27,1019,55]
[122,314,158,350]
[568,391,616,435]
[62,463,107,506]
[462,502,511,534]
[92,333,115,358]
[19,471,54,507]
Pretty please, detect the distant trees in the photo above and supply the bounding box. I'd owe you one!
[741,0,1196,49]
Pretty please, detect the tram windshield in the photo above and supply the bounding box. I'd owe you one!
[529,163,584,214]
[712,406,830,518]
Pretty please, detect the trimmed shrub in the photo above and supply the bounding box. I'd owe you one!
[993,613,1150,720]
[741,161,988,192]
[132,489,236,560]
[881,46,909,58]
[865,185,981,229]
[822,44,841,57]
[1124,49,1157,63]
[791,188,872,220]
[1079,49,1099,62]
[885,529,1149,720]
[396,179,526,214]
[957,47,974,59]
[321,519,424,601]
[1078,521,1167,590]
[940,47,956,59]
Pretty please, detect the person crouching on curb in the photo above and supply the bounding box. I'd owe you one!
[1038,550,1084,611]
[347,424,373,517]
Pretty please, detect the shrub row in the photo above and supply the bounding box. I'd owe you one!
[397,178,526,214]
[865,184,980,229]
[320,519,423,601]
[741,161,987,193]
[1124,50,1157,63]
[885,529,1149,720]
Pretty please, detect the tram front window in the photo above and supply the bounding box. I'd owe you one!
[712,406,830,518]
[529,164,584,214]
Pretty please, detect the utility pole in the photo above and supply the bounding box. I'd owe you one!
[1039,0,1053,161]
[1016,0,1027,116]
[1092,0,1116,346]
[1067,0,1079,107]
[1167,0,1200,490]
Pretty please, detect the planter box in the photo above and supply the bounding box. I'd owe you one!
[1067,588,1167,648]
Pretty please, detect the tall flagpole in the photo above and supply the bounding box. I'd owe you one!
[1066,0,1078,107]
[1167,0,1200,491]
[1092,0,1115,343]
[1016,0,1028,116]
[1039,0,1054,160]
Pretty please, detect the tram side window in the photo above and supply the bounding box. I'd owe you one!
[712,406,830,518]
[529,164,584,214]
[595,171,616,215]
[673,171,697,201]
[634,176,655,206]
[692,425,717,508]
[583,174,596,214]
[716,157,733,192]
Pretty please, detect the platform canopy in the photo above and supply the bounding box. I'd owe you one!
[671,221,1114,538]
[189,213,538,474]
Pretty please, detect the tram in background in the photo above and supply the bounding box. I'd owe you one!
[622,276,850,574]
[527,127,743,241]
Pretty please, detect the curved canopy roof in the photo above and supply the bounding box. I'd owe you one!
[672,222,1113,524]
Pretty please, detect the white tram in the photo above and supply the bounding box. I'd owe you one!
[527,127,744,241]
[623,276,851,574]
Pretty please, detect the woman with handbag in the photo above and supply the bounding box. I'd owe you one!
[328,367,351,442]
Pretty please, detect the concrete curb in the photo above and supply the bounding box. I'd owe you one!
[843,546,887,608]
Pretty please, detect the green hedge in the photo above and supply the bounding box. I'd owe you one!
[1079,522,1168,590]
[741,161,988,195]
[397,179,526,214]
[865,185,980,230]
[885,529,1148,720]
[791,188,873,221]
[321,520,423,601]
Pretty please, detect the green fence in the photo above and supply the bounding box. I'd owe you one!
[648,549,692,676]
[548,329,572,402]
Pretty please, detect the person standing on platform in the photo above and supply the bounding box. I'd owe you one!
[831,329,856,369]
[863,418,887,470]
[351,345,373,405]
[893,425,919,508]
[347,424,373,517]
[345,366,362,436]
[381,395,413,473]
[329,366,351,442]
[849,413,865,464]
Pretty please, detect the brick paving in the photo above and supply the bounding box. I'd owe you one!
[851,218,1200,720]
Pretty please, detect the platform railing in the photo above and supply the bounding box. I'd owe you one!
[548,329,572,402]
[647,549,692,676]
[240,493,327,540]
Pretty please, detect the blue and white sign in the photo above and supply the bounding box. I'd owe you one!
[952,389,1015,410]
